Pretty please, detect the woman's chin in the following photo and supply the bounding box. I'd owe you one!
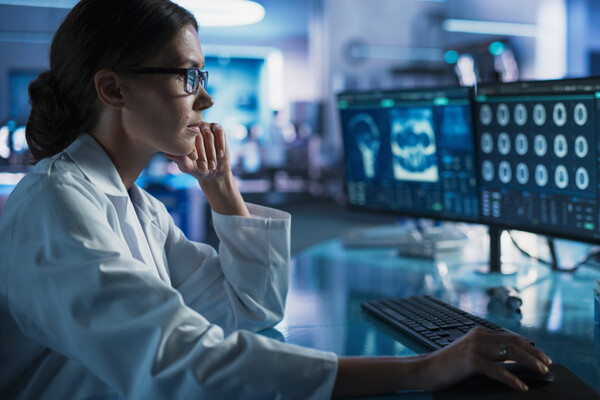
[167,137,197,157]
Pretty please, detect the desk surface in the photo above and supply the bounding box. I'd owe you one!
[274,232,600,398]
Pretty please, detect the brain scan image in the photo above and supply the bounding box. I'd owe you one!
[574,135,589,158]
[389,107,439,182]
[347,113,381,178]
[533,104,546,126]
[574,103,588,126]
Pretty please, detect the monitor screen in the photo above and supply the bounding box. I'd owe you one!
[475,78,600,242]
[338,86,479,222]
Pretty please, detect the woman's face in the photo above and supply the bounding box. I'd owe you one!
[121,24,213,157]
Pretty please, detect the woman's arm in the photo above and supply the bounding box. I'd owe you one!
[166,202,290,333]
[333,355,428,398]
[163,122,288,332]
[332,327,552,397]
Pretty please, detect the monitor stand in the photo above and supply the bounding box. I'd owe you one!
[479,225,518,275]
[481,226,568,275]
[546,237,561,271]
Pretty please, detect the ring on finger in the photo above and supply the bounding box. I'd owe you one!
[498,342,508,358]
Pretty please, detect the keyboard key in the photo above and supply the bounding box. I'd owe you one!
[381,308,408,322]
[421,321,439,330]
[439,322,463,329]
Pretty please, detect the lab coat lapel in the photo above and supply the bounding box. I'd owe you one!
[128,185,171,285]
[105,194,150,263]
[136,208,170,284]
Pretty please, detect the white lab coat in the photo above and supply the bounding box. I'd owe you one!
[0,134,337,400]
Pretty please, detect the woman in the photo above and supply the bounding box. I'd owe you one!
[0,0,551,399]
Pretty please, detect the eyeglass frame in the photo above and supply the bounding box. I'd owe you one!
[120,67,208,95]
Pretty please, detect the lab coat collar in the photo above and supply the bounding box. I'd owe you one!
[64,133,129,197]
[63,133,159,239]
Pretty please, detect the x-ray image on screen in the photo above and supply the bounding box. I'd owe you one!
[389,107,439,182]
[347,113,381,178]
[439,105,472,150]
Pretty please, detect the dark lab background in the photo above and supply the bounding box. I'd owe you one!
[1,0,599,254]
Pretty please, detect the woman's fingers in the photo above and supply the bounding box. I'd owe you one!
[479,359,529,392]
[194,126,208,171]
[197,122,227,172]
[494,338,551,376]
[210,123,227,159]
[200,123,215,171]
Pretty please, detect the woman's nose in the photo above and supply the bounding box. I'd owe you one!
[194,89,214,111]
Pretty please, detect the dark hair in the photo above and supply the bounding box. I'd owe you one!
[26,0,198,162]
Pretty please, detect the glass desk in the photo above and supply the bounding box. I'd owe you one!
[273,232,600,398]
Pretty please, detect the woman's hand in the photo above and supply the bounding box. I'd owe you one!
[333,327,552,398]
[166,122,229,181]
[166,122,250,217]
[420,327,552,392]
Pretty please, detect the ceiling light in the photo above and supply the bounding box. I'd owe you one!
[442,19,540,37]
[0,1,265,27]
[173,0,265,27]
[0,0,75,6]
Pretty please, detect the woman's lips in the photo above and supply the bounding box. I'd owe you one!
[187,124,201,133]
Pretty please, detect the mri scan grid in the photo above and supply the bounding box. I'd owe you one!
[476,86,599,237]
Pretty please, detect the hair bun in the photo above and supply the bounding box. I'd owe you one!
[29,70,59,109]
[37,70,57,86]
[26,70,80,161]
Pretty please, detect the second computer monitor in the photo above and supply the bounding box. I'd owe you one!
[338,86,479,222]
[475,78,600,242]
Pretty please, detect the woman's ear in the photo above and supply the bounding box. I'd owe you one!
[94,68,126,109]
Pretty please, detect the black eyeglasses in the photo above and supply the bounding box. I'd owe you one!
[122,67,208,94]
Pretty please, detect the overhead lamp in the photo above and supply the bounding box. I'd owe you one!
[173,0,265,27]
[442,19,540,37]
[0,1,265,27]
[0,0,75,6]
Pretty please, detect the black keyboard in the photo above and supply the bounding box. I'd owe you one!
[362,295,533,350]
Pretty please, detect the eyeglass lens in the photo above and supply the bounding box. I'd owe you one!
[185,69,208,94]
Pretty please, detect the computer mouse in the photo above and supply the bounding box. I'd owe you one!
[462,361,554,389]
[502,361,554,384]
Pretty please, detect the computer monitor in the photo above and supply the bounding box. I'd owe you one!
[338,86,479,223]
[475,78,600,270]
[338,78,600,273]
